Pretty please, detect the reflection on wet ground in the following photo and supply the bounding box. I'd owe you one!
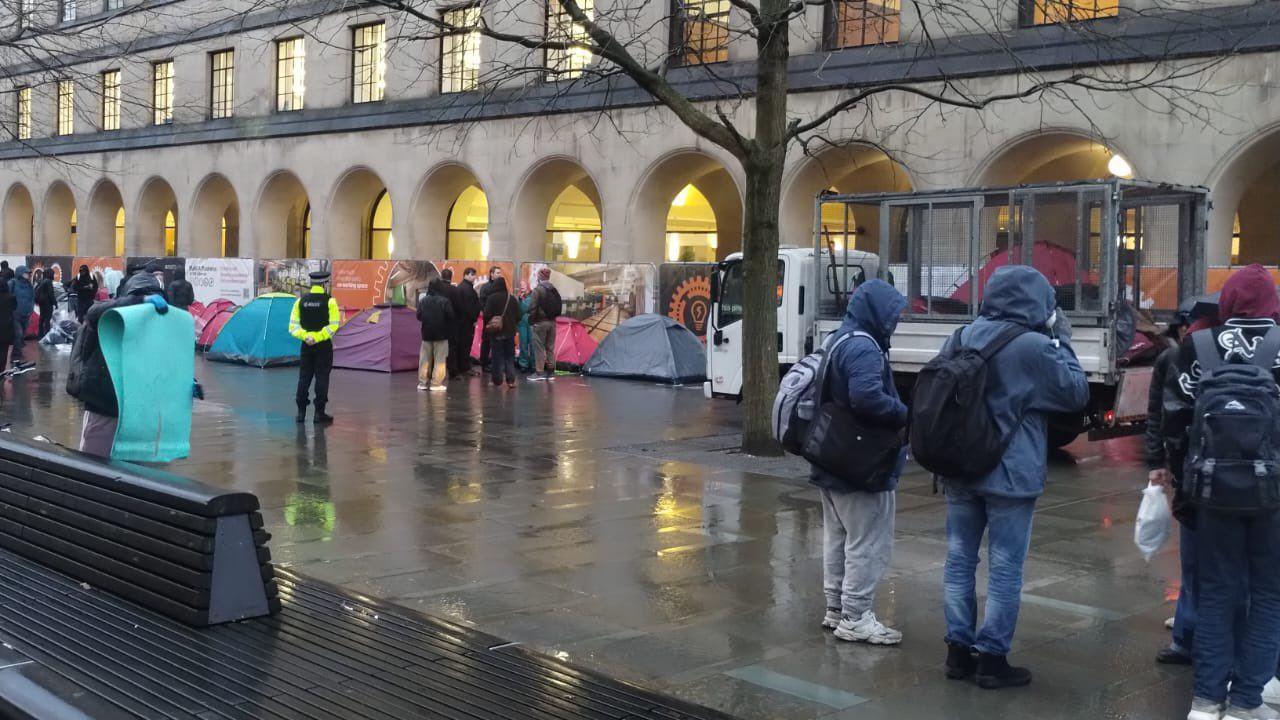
[1,348,1189,719]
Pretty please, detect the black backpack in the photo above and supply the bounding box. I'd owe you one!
[909,324,1027,479]
[538,285,562,321]
[1182,327,1280,515]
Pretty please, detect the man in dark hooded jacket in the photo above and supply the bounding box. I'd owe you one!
[814,279,909,647]
[167,269,195,311]
[1163,264,1280,720]
[940,266,1088,689]
[66,272,170,457]
[8,266,34,361]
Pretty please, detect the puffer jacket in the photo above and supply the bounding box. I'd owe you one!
[809,279,909,493]
[939,266,1089,498]
[9,267,34,317]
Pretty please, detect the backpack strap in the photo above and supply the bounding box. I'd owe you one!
[1191,328,1222,373]
[1250,325,1280,372]
[959,322,1027,361]
[814,331,858,404]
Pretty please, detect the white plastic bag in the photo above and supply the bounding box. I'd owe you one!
[1134,484,1172,561]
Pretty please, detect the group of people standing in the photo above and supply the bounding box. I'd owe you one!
[0,260,101,372]
[414,266,561,392]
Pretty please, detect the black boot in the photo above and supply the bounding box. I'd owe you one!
[946,643,978,680]
[295,405,307,423]
[975,653,1032,690]
[313,405,334,424]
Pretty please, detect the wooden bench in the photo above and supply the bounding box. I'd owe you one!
[0,434,278,626]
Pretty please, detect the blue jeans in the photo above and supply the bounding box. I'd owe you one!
[1172,520,1197,650]
[943,487,1037,657]
[490,336,516,385]
[1193,510,1280,708]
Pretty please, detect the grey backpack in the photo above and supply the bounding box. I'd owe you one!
[772,331,865,455]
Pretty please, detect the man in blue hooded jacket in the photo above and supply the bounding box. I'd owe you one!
[814,279,909,645]
[939,265,1087,689]
[8,266,34,362]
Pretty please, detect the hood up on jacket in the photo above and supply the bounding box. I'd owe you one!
[979,265,1055,330]
[119,272,162,298]
[13,265,29,283]
[1220,264,1280,321]
[840,279,907,348]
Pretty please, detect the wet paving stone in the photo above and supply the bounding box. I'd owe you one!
[0,348,1200,718]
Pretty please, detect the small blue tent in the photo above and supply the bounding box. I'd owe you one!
[207,293,300,367]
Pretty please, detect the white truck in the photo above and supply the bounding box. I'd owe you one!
[706,179,1209,445]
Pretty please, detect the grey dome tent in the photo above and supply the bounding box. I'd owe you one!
[583,314,706,384]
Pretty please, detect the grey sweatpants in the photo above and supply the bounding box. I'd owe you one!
[822,488,895,618]
[79,410,118,458]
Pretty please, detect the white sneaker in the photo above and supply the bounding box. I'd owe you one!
[1263,677,1280,706]
[416,383,428,391]
[821,609,841,630]
[428,385,447,393]
[1225,703,1280,720]
[833,610,902,645]
[1189,697,1225,720]
[1166,617,1176,630]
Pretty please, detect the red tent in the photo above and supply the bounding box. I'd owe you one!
[187,300,206,321]
[194,299,237,342]
[555,316,597,369]
[24,312,38,339]
[949,243,1085,304]
[198,307,238,349]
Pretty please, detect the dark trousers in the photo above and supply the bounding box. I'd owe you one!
[296,342,333,411]
[12,314,29,358]
[37,304,53,339]
[479,331,491,369]
[1193,509,1280,708]
[0,342,9,370]
[448,323,467,377]
[1173,521,1198,650]
[490,336,516,385]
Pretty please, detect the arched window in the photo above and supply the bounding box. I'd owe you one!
[819,187,857,252]
[446,185,489,259]
[302,203,311,258]
[221,213,240,257]
[114,207,125,256]
[664,184,717,262]
[69,208,77,254]
[366,190,393,259]
[545,185,601,262]
[163,209,177,256]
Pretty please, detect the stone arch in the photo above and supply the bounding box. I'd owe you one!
[326,166,392,259]
[972,130,1137,187]
[780,143,915,256]
[84,179,125,256]
[135,176,180,256]
[254,170,311,258]
[1204,123,1280,266]
[189,174,240,257]
[411,163,486,259]
[629,150,743,262]
[42,181,78,254]
[3,183,33,254]
[510,157,603,262]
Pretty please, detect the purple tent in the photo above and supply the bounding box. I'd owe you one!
[332,305,420,373]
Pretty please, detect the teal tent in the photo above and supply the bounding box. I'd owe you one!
[207,293,300,367]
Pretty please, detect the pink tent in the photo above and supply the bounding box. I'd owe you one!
[555,316,597,369]
[187,300,206,321]
[949,243,1084,303]
[194,299,237,342]
[333,305,420,373]
[198,308,237,349]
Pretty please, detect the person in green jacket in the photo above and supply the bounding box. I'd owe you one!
[516,280,534,372]
[289,271,340,424]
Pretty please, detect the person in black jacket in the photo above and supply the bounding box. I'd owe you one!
[66,273,169,457]
[68,265,98,322]
[477,266,504,371]
[481,277,520,388]
[456,268,482,375]
[435,268,463,379]
[167,269,195,311]
[417,279,456,392]
[0,282,14,371]
[32,268,56,339]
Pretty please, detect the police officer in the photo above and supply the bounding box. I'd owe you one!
[289,271,340,423]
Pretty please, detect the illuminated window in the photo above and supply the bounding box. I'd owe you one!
[545,185,601,262]
[1026,0,1117,24]
[114,207,125,255]
[163,209,176,256]
[670,0,729,67]
[820,190,857,251]
[825,0,899,48]
[69,208,77,254]
[152,60,173,125]
[665,184,718,262]
[61,0,75,22]
[352,23,386,103]
[367,190,393,259]
[441,5,481,94]
[447,185,489,259]
[300,203,311,258]
[1232,213,1241,266]
[221,213,239,257]
[276,37,306,111]
[101,70,120,130]
[210,50,234,119]
[546,0,593,79]
[56,80,73,135]
[15,86,30,140]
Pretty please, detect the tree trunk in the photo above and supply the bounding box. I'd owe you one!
[739,0,790,456]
